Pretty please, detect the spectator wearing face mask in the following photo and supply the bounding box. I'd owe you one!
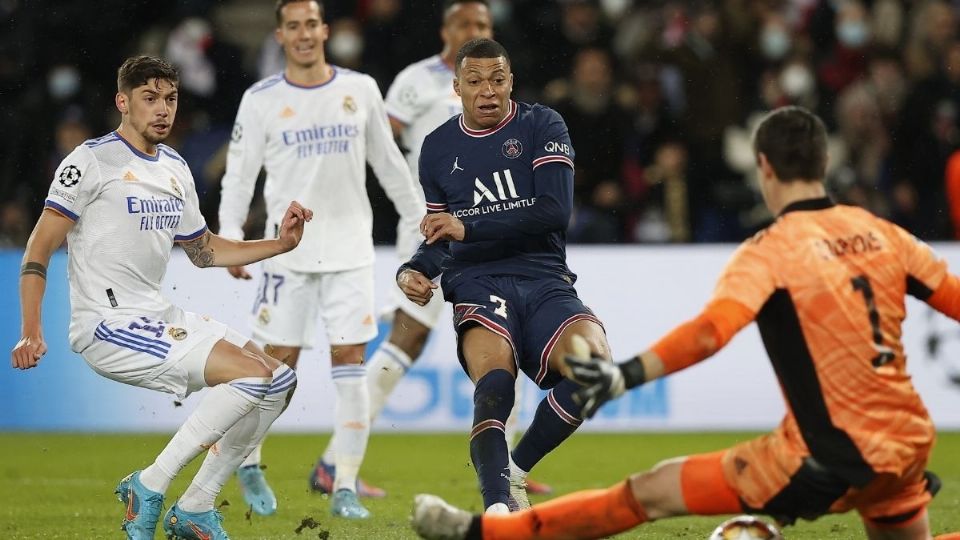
[327,18,365,70]
[818,0,872,99]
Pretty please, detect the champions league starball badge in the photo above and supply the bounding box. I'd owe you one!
[502,138,522,159]
[59,165,82,187]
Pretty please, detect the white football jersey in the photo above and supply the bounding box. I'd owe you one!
[45,132,207,352]
[384,55,461,183]
[218,67,423,273]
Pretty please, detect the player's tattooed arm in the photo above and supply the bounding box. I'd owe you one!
[181,230,216,268]
[20,262,47,279]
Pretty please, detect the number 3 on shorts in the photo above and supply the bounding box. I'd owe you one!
[489,295,508,319]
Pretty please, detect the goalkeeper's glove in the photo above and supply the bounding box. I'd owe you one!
[564,355,647,419]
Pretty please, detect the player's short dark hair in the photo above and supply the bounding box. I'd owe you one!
[117,56,179,93]
[443,0,489,19]
[275,0,324,26]
[753,106,828,182]
[455,38,510,75]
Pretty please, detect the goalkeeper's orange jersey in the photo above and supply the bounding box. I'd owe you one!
[708,198,947,488]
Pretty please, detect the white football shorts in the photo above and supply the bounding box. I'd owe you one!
[389,279,446,329]
[81,309,248,400]
[250,259,377,348]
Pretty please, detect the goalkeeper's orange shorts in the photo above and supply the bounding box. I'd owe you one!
[684,429,934,524]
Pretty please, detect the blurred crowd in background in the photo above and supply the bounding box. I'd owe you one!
[3,0,960,247]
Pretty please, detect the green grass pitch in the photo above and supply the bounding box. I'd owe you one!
[1,432,957,539]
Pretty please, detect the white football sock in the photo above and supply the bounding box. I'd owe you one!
[366,342,411,420]
[331,364,370,492]
[179,365,296,512]
[320,343,411,464]
[505,375,525,449]
[239,441,262,468]
[321,437,336,465]
[139,377,269,494]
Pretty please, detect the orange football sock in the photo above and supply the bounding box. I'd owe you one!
[480,480,647,540]
[934,534,960,540]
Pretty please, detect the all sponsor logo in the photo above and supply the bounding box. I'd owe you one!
[473,169,518,206]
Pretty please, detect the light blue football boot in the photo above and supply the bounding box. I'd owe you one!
[115,470,165,540]
[236,465,277,516]
[330,488,371,519]
[162,503,230,540]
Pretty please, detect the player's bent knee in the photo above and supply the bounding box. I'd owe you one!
[627,458,692,521]
[389,310,431,358]
[242,341,282,370]
[330,344,365,366]
[205,340,273,386]
[264,344,301,367]
[238,354,273,380]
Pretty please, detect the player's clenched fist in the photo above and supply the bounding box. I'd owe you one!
[277,200,313,253]
[397,268,438,306]
[11,334,46,370]
[421,213,465,244]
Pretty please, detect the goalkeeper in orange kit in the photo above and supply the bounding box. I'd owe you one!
[411,106,960,540]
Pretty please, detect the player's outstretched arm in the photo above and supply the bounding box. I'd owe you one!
[180,201,312,268]
[565,298,755,418]
[926,274,960,320]
[12,210,73,370]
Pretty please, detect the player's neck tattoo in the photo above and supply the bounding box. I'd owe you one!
[20,262,47,280]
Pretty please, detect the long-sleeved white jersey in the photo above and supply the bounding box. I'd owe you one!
[384,54,461,185]
[218,67,423,273]
[44,132,207,352]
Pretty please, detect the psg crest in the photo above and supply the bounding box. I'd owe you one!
[502,138,522,159]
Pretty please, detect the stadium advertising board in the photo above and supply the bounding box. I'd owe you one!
[3,246,959,432]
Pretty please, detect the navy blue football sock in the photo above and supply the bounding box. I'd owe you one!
[470,369,515,509]
[512,378,583,473]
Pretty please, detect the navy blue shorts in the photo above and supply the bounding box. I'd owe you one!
[449,275,603,389]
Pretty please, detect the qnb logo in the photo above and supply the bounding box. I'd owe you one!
[474,170,518,206]
[544,141,571,155]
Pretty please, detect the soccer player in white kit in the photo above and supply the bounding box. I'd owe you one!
[11,56,312,540]
[217,0,423,519]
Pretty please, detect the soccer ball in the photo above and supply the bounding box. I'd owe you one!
[708,515,784,540]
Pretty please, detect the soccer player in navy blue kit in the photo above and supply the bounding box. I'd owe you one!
[397,38,612,514]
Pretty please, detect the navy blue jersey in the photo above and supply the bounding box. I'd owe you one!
[405,100,577,299]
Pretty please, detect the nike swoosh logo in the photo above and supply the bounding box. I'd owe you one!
[124,489,136,521]
[189,522,212,540]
